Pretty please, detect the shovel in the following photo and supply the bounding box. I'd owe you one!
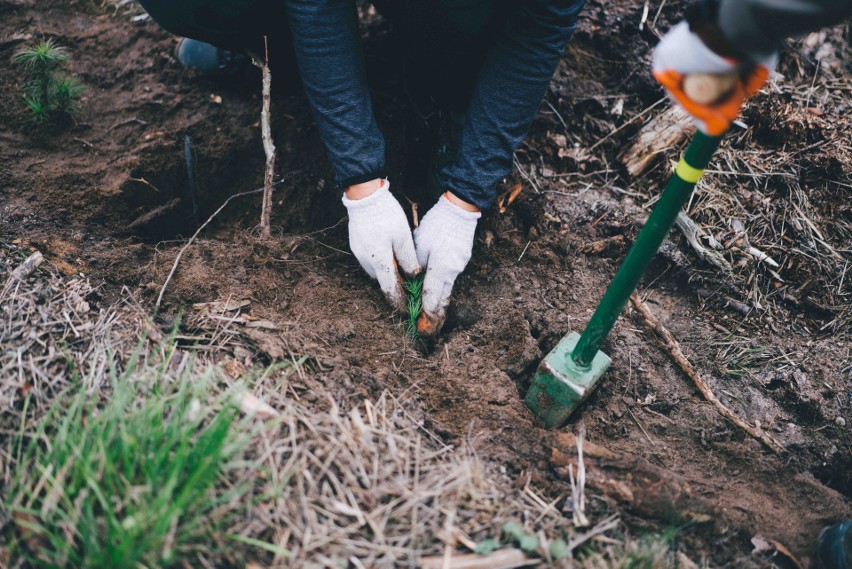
[526,74,735,428]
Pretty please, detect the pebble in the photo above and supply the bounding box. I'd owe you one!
[836,416,846,427]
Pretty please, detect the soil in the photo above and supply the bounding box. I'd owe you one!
[1,0,850,566]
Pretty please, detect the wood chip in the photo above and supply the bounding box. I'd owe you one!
[236,391,280,420]
[420,548,535,569]
[621,105,694,178]
[192,299,251,312]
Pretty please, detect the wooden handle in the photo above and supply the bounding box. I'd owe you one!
[683,72,738,105]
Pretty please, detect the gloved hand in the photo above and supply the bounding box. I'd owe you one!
[342,180,420,311]
[652,22,776,136]
[414,194,481,336]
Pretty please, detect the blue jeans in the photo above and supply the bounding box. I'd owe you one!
[139,0,587,208]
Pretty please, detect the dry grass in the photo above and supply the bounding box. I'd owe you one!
[0,247,151,415]
[678,29,852,335]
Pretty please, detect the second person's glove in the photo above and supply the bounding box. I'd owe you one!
[652,22,776,135]
[343,180,420,311]
[414,194,481,336]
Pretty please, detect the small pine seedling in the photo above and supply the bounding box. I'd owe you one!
[402,272,425,339]
[13,39,83,125]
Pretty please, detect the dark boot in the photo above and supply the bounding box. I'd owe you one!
[818,521,852,569]
[175,38,248,73]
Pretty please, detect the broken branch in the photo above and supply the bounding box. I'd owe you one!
[250,37,276,239]
[629,292,784,455]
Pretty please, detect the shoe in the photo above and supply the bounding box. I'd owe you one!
[175,38,247,73]
[817,521,852,569]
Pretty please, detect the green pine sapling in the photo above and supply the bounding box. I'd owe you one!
[13,39,83,125]
[402,272,425,339]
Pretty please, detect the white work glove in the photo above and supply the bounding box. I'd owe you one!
[414,195,481,336]
[653,22,776,135]
[342,180,420,311]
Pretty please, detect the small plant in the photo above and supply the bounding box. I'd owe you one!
[501,522,571,561]
[403,272,425,338]
[4,350,254,568]
[13,38,83,124]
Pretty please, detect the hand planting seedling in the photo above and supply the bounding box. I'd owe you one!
[13,39,83,125]
[402,272,425,339]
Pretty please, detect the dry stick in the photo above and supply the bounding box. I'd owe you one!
[629,292,784,455]
[251,37,276,239]
[568,423,589,527]
[1,251,44,299]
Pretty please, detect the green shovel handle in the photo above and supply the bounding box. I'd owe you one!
[571,130,724,368]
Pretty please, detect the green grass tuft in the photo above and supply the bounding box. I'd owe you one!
[4,347,254,568]
[402,272,425,338]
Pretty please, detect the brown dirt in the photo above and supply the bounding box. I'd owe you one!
[1,0,850,566]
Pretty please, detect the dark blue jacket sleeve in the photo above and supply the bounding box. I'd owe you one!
[284,0,386,189]
[440,0,586,210]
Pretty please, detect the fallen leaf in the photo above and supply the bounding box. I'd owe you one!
[549,133,568,147]
[558,145,592,162]
[768,538,804,569]
[751,535,804,569]
[497,183,523,214]
[236,391,280,420]
[222,358,247,379]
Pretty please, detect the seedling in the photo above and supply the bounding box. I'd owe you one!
[472,522,570,561]
[13,39,83,125]
[403,273,425,339]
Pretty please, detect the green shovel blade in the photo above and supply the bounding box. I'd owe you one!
[525,332,611,429]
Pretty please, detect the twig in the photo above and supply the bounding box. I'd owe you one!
[568,514,620,550]
[675,211,732,273]
[127,177,160,193]
[513,157,540,194]
[72,137,95,149]
[568,424,589,527]
[639,0,649,30]
[250,37,276,239]
[629,292,784,455]
[109,116,147,130]
[517,241,531,262]
[154,182,286,312]
[1,251,44,299]
[126,198,181,230]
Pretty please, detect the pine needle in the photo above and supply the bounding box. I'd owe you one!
[403,273,425,339]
